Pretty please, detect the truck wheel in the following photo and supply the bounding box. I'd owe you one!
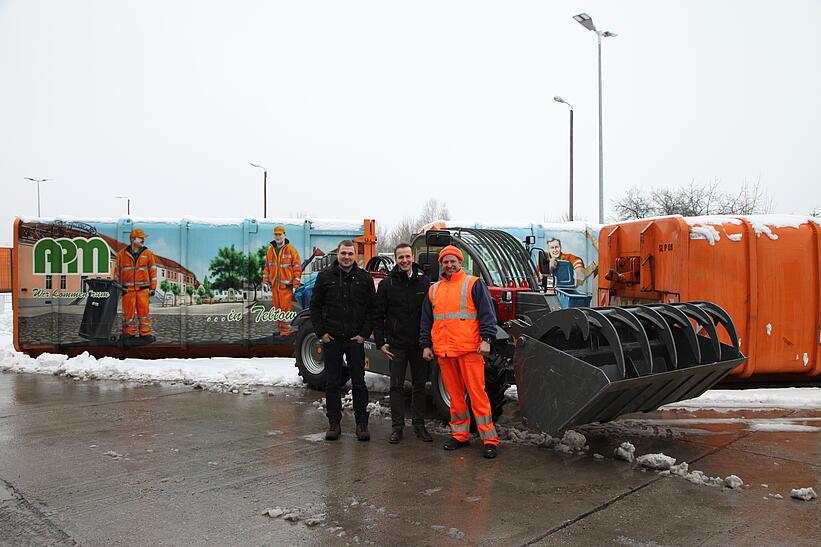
[294,319,349,390]
[430,359,509,423]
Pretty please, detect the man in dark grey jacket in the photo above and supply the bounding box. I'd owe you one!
[373,243,432,444]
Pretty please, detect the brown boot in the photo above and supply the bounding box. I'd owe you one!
[414,425,433,442]
[356,423,370,442]
[325,422,341,441]
[389,429,402,444]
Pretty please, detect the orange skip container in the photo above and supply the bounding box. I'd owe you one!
[597,215,821,380]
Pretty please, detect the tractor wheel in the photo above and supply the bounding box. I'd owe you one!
[294,319,349,390]
[430,358,509,423]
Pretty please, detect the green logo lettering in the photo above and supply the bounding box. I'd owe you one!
[33,237,112,275]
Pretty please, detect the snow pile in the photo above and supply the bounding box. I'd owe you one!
[662,388,821,410]
[683,470,725,487]
[690,225,721,246]
[550,430,588,454]
[263,503,327,526]
[636,453,676,470]
[0,349,307,388]
[668,462,689,476]
[1,321,391,393]
[790,487,817,501]
[501,426,555,448]
[614,442,636,462]
[724,475,744,490]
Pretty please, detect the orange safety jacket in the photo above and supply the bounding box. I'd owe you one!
[560,252,584,270]
[263,240,302,289]
[428,269,481,357]
[114,246,157,292]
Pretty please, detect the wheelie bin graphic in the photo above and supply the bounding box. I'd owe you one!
[78,278,123,343]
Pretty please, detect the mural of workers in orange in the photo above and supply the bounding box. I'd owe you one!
[262,226,302,335]
[114,229,157,339]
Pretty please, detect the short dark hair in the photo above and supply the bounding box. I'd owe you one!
[337,240,356,251]
[547,237,562,246]
[393,243,412,256]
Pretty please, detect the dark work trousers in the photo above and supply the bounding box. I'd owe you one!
[324,338,369,425]
[389,347,429,430]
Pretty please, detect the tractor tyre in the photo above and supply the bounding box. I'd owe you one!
[294,319,349,390]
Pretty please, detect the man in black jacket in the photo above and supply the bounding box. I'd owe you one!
[373,243,432,444]
[310,240,376,442]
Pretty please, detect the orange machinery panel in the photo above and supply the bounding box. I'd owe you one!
[597,215,821,380]
[0,247,11,293]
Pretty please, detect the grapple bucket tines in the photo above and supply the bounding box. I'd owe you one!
[509,302,747,435]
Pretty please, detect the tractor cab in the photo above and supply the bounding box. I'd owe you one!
[410,228,561,323]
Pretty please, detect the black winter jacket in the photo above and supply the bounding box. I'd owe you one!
[310,260,376,339]
[373,263,431,350]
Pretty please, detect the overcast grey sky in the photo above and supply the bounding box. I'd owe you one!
[1,0,819,245]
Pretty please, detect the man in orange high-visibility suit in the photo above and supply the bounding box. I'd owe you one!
[262,225,302,335]
[420,245,500,459]
[114,229,157,339]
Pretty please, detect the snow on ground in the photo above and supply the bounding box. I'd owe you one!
[506,384,821,411]
[661,388,821,410]
[0,309,390,392]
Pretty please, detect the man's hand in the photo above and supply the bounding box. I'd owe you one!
[422,347,434,361]
[350,335,365,344]
[478,340,491,355]
[321,333,334,343]
[380,344,395,359]
[549,257,558,271]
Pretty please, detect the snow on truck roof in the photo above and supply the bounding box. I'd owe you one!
[16,215,363,231]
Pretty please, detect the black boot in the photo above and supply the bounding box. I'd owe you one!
[414,425,433,442]
[389,429,402,444]
[356,423,370,442]
[483,443,498,459]
[325,422,341,441]
[443,437,470,451]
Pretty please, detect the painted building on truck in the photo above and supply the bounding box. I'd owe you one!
[12,216,375,358]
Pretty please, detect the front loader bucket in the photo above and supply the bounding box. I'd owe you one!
[508,302,747,435]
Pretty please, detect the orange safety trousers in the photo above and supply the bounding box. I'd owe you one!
[272,287,293,335]
[122,288,151,336]
[438,352,499,446]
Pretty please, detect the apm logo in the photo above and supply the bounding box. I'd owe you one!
[33,237,112,275]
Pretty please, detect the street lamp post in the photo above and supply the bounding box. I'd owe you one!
[554,97,574,221]
[573,12,617,224]
[115,195,131,215]
[24,177,52,217]
[250,163,268,218]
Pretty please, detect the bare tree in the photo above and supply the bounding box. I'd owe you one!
[613,180,772,220]
[612,187,655,220]
[716,181,773,215]
[377,198,451,253]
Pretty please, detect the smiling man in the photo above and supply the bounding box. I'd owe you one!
[310,240,376,442]
[373,243,432,444]
[420,245,500,459]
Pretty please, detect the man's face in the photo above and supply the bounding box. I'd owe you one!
[337,245,356,269]
[395,246,413,272]
[441,255,462,276]
[548,240,562,258]
[274,233,285,245]
[131,237,144,249]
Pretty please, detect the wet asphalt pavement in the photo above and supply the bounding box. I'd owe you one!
[0,372,818,546]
